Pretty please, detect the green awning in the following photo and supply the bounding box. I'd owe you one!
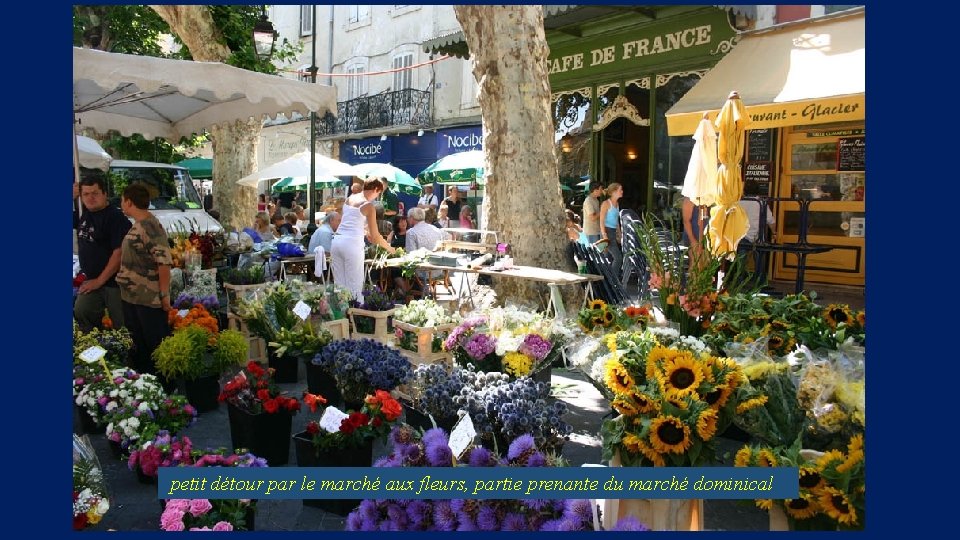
[175,157,213,179]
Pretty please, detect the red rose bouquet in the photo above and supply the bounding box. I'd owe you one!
[218,361,301,415]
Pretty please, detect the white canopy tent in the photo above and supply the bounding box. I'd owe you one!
[76,135,112,171]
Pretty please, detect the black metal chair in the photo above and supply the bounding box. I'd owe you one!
[619,209,651,300]
[572,241,629,306]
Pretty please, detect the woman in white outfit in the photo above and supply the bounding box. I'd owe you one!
[330,177,395,300]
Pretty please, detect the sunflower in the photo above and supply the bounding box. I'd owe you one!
[818,487,857,525]
[769,319,791,332]
[588,299,606,311]
[621,433,644,454]
[704,384,732,410]
[823,304,853,329]
[630,391,659,414]
[636,438,666,467]
[736,395,769,414]
[756,449,778,467]
[754,499,773,510]
[592,316,605,327]
[837,435,864,473]
[660,352,705,399]
[734,446,752,467]
[602,309,615,325]
[798,466,825,491]
[605,333,619,354]
[612,396,639,417]
[855,311,865,328]
[603,358,635,395]
[784,494,819,520]
[816,449,846,471]
[695,408,718,441]
[646,346,676,380]
[648,415,692,454]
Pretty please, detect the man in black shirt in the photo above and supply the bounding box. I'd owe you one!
[73,172,132,331]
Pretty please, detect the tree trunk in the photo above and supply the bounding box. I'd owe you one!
[454,5,581,309]
[150,5,259,231]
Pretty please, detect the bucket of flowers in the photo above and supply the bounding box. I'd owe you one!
[393,298,460,364]
[576,299,652,334]
[345,427,647,531]
[597,328,767,530]
[75,369,165,440]
[104,394,197,459]
[293,390,404,514]
[127,430,194,484]
[73,434,110,530]
[401,363,468,433]
[443,306,570,381]
[453,370,572,456]
[286,280,353,340]
[310,338,413,409]
[73,322,133,433]
[154,306,249,412]
[218,361,301,466]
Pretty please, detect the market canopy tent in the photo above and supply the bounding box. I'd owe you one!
[665,8,864,136]
[351,163,422,195]
[236,151,355,187]
[76,135,112,171]
[73,47,337,142]
[273,175,344,192]
[417,150,486,185]
[175,157,213,180]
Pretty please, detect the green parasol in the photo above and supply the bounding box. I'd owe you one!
[351,163,423,195]
[416,150,486,185]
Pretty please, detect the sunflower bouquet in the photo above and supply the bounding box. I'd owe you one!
[735,434,864,530]
[703,293,866,357]
[599,331,766,467]
[576,300,652,334]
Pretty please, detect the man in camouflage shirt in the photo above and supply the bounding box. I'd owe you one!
[115,184,173,379]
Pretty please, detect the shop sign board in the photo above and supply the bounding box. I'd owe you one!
[547,9,737,88]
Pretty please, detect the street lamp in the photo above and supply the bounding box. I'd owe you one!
[252,7,278,60]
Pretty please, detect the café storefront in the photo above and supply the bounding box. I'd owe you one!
[547,6,741,217]
[665,8,865,288]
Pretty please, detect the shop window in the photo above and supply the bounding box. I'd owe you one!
[300,5,314,36]
[652,72,702,221]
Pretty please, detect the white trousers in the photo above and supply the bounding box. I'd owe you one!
[330,235,365,300]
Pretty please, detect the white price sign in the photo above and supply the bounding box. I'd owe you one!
[447,411,476,459]
[318,407,350,433]
[79,345,107,364]
[293,300,312,321]
[178,309,190,318]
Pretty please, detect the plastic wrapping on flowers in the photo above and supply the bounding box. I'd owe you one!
[790,342,865,452]
[344,426,648,531]
[74,434,110,530]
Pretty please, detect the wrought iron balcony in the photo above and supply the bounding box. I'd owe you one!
[315,88,431,137]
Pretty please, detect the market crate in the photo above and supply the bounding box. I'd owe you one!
[393,320,455,366]
[312,317,349,341]
[223,282,267,313]
[601,450,703,531]
[227,312,267,363]
[347,307,396,344]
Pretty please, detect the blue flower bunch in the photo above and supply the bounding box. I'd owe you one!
[345,427,648,531]
[312,339,413,402]
[174,292,219,311]
[353,285,399,312]
[453,371,572,454]
[409,364,470,419]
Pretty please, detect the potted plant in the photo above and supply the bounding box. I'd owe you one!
[73,323,132,433]
[269,322,333,381]
[393,299,460,363]
[222,265,267,313]
[127,430,194,484]
[75,369,164,434]
[347,285,399,342]
[286,280,353,340]
[154,306,249,412]
[311,339,413,409]
[293,390,403,515]
[218,361,301,466]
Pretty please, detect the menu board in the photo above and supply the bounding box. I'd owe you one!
[747,129,774,162]
[837,136,865,172]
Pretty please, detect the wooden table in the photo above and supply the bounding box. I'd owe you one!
[476,265,603,318]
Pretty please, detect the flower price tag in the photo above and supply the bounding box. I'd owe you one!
[293,300,312,321]
[318,406,350,433]
[447,410,476,460]
[178,309,190,318]
[79,345,107,364]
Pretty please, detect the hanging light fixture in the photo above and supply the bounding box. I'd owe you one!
[560,134,573,153]
[252,6,278,60]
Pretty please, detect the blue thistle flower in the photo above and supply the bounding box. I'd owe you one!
[612,516,650,531]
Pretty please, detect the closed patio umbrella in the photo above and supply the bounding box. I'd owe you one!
[708,91,750,259]
[680,116,718,208]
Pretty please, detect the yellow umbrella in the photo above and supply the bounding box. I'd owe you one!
[709,91,750,259]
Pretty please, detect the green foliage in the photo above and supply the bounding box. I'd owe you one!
[223,265,266,285]
[212,330,250,372]
[73,5,167,55]
[153,326,208,380]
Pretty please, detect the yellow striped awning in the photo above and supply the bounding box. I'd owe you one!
[665,8,864,136]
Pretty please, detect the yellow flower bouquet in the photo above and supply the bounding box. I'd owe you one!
[599,329,766,467]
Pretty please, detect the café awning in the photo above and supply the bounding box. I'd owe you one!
[665,7,864,136]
